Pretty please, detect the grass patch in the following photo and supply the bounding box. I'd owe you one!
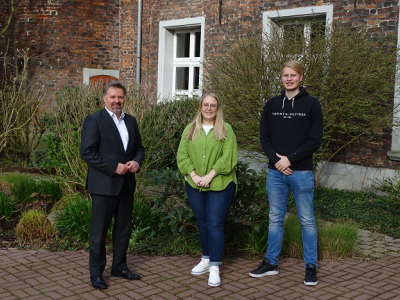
[4,172,63,203]
[318,221,358,259]
[0,190,15,220]
[282,214,304,259]
[281,214,358,260]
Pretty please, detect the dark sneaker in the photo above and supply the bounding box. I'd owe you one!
[304,264,318,286]
[249,258,279,278]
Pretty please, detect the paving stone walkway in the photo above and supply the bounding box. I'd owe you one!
[2,243,400,300]
[355,229,400,258]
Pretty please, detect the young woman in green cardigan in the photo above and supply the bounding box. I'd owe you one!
[177,93,238,287]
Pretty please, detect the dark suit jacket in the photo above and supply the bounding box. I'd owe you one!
[80,108,145,196]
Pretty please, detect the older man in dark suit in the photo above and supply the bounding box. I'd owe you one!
[80,81,145,290]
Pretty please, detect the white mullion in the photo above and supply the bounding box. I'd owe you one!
[188,32,195,95]
[172,33,177,95]
[173,33,177,59]
[172,66,177,95]
[189,31,195,59]
[188,66,194,94]
[304,22,312,49]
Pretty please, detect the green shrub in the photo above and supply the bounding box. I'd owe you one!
[0,190,15,220]
[229,161,267,224]
[147,162,268,242]
[15,209,57,245]
[245,225,269,254]
[132,193,155,231]
[55,192,155,242]
[147,168,196,236]
[55,195,92,240]
[5,172,63,203]
[140,97,198,173]
[372,176,400,201]
[31,147,53,168]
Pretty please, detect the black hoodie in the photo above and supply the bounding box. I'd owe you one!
[260,87,323,171]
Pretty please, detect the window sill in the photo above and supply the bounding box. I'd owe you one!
[387,151,400,161]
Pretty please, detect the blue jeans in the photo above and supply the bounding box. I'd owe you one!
[265,169,317,268]
[185,181,236,266]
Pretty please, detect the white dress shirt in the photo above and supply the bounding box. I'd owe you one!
[105,107,129,151]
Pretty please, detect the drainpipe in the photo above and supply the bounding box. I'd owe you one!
[219,0,222,24]
[136,0,143,101]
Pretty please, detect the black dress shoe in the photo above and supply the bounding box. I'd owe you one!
[90,275,107,289]
[111,269,141,280]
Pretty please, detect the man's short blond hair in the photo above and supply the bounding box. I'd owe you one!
[281,60,303,75]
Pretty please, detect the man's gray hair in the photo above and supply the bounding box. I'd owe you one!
[103,81,127,96]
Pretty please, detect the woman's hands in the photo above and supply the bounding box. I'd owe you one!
[190,170,202,186]
[191,169,216,188]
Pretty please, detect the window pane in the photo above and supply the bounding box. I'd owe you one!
[176,33,190,58]
[176,67,189,90]
[284,23,304,54]
[311,22,326,40]
[195,32,201,57]
[193,67,200,90]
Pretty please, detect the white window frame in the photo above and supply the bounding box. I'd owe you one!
[262,5,333,87]
[279,17,327,56]
[263,5,333,37]
[172,29,202,96]
[387,5,400,161]
[158,17,205,101]
[263,6,333,61]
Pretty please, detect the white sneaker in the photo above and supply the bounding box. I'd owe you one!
[208,266,221,287]
[191,258,210,275]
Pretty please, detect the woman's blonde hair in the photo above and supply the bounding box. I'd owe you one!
[186,93,227,141]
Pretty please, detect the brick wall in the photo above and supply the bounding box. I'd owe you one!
[0,0,14,50]
[119,0,399,169]
[0,0,14,82]
[1,0,399,169]
[0,0,120,112]
[120,0,399,86]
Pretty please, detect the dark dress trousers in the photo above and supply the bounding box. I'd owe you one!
[80,108,145,276]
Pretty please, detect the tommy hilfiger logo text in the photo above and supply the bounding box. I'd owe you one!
[272,112,307,117]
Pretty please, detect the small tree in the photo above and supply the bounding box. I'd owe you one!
[203,22,399,186]
[0,50,49,156]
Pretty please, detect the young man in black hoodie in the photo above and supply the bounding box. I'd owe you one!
[249,61,323,286]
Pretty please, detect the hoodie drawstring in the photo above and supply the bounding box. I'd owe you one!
[282,96,295,110]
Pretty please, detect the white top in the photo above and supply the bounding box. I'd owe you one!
[105,107,129,151]
[202,124,214,136]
